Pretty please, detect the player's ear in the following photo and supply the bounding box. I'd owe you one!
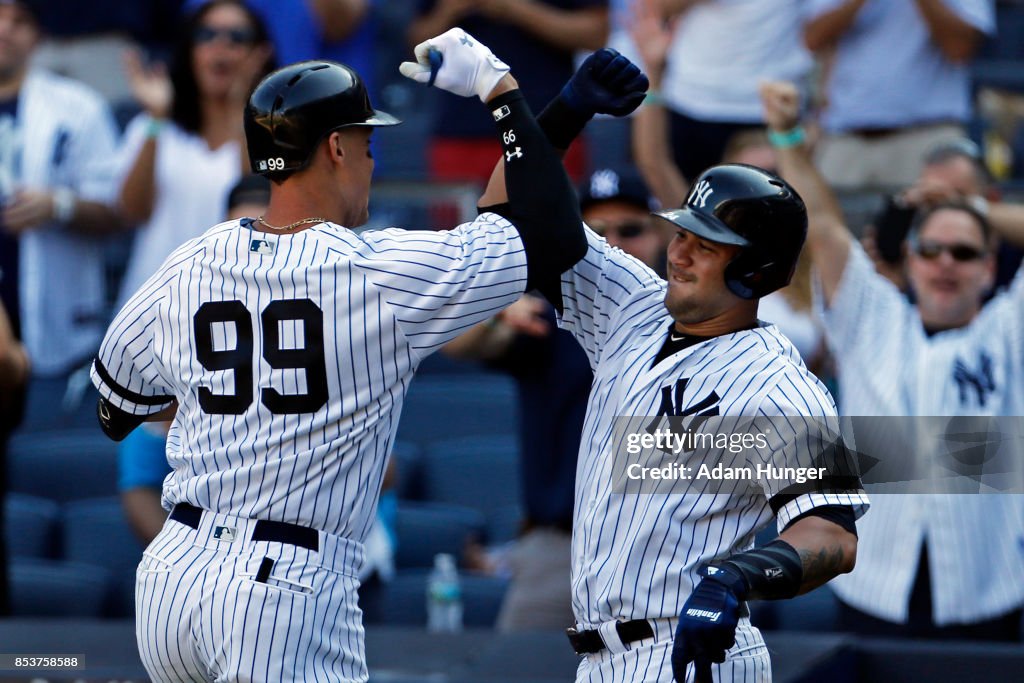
[325,131,346,166]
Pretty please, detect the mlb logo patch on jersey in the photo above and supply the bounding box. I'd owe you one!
[492,105,510,121]
[250,238,275,255]
[213,526,237,542]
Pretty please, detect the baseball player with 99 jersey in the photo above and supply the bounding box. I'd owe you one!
[88,29,615,682]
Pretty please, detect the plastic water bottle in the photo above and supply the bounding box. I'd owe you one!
[427,553,463,632]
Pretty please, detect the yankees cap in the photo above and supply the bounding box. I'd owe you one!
[579,168,656,213]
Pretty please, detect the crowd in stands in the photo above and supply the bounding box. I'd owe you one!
[1,0,1024,651]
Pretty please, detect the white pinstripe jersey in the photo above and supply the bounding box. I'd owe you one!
[11,70,120,375]
[559,229,869,628]
[822,243,1024,625]
[91,215,526,569]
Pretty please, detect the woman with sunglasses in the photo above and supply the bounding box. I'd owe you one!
[114,0,273,308]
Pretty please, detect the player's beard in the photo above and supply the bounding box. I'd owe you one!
[664,287,715,325]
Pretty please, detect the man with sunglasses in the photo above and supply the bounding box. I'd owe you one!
[762,80,1024,641]
[867,136,1024,292]
[579,167,668,276]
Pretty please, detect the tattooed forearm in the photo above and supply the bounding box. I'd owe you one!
[797,543,850,590]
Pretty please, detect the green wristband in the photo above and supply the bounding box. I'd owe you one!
[643,91,664,106]
[146,117,166,139]
[768,126,806,149]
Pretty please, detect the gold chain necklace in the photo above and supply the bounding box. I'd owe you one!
[256,215,327,232]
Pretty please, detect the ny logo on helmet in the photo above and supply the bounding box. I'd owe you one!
[691,180,714,208]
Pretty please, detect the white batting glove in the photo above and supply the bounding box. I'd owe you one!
[399,28,510,103]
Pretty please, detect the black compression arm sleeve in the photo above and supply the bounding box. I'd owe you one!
[488,90,587,291]
[537,95,592,151]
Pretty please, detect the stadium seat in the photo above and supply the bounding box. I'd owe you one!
[61,497,146,618]
[374,569,509,627]
[486,504,524,545]
[9,558,110,617]
[3,494,60,559]
[421,435,522,543]
[18,371,101,432]
[394,501,486,569]
[7,428,119,502]
[396,376,519,447]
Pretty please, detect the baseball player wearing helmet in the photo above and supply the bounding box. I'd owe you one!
[90,29,647,683]
[482,153,870,678]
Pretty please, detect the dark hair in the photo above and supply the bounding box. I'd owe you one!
[227,173,271,212]
[170,0,274,134]
[923,137,993,190]
[909,200,993,247]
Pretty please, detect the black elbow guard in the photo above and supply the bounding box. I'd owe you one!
[97,397,145,442]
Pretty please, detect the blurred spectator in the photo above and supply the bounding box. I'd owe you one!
[0,0,123,379]
[764,80,1024,641]
[865,137,1024,291]
[804,0,995,191]
[115,0,273,307]
[29,0,184,102]
[408,0,609,183]
[184,0,377,97]
[0,298,29,616]
[652,0,812,181]
[631,7,826,371]
[443,168,660,632]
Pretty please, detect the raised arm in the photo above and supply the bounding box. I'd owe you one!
[119,50,173,224]
[401,28,589,289]
[760,81,851,304]
[479,48,649,209]
[913,0,985,63]
[478,0,609,52]
[0,300,29,400]
[407,0,475,48]
[630,0,688,208]
[986,202,1024,247]
[803,0,867,52]
[307,0,369,43]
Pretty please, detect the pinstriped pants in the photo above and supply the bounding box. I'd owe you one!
[136,511,367,682]
[575,620,771,683]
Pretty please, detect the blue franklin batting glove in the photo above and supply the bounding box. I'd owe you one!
[671,564,746,682]
[558,48,649,118]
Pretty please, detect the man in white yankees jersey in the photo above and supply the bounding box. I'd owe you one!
[762,81,1024,641]
[482,148,868,683]
[89,30,648,682]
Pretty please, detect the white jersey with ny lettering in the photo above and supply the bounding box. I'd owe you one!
[822,243,1024,625]
[92,214,526,551]
[560,229,868,682]
[15,70,120,376]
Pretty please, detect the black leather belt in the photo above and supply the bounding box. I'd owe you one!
[170,503,319,552]
[566,619,655,655]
